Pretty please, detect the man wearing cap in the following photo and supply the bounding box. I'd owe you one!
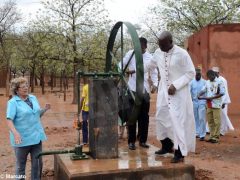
[190,68,207,141]
[145,31,196,163]
[212,67,234,135]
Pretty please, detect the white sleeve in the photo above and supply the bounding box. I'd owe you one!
[118,50,134,70]
[150,68,159,87]
[145,51,158,73]
[172,51,195,90]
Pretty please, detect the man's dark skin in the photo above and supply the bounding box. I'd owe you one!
[195,71,201,81]
[158,31,175,95]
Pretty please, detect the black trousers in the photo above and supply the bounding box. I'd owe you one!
[128,92,150,144]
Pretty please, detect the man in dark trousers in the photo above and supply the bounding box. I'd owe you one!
[119,37,158,150]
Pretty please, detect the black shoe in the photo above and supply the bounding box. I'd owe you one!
[196,135,200,138]
[139,142,149,148]
[128,143,136,150]
[170,156,184,163]
[220,133,224,136]
[211,139,219,143]
[155,149,169,155]
[199,137,205,141]
[206,138,213,142]
[206,139,218,143]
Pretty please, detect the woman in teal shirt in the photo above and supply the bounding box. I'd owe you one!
[6,77,51,180]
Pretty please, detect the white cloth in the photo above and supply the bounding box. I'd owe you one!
[145,45,196,156]
[120,50,158,93]
[218,76,231,104]
[221,105,234,134]
[218,76,234,134]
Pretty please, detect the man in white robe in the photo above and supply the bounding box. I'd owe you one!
[145,31,196,163]
[212,67,234,135]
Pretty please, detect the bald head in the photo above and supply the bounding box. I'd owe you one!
[158,31,173,52]
[158,31,173,41]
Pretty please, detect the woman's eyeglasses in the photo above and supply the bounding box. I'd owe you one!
[19,84,29,89]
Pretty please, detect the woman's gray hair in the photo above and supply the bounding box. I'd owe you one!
[10,77,28,95]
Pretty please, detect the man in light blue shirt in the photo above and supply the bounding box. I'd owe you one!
[190,68,206,141]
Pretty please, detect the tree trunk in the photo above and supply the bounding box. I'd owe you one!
[71,19,78,104]
[54,74,57,87]
[66,77,69,89]
[41,65,45,95]
[30,67,35,93]
[60,71,63,92]
[72,64,77,104]
[5,67,10,97]
[35,77,38,86]
[50,72,54,90]
[63,73,67,101]
[0,40,10,97]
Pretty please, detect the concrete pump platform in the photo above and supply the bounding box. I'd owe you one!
[54,144,195,180]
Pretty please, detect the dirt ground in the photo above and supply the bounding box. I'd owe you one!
[0,86,240,180]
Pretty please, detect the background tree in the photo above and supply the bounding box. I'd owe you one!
[37,0,110,103]
[0,0,21,96]
[147,0,240,45]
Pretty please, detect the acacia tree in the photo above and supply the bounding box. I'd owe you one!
[0,0,21,96]
[78,30,109,72]
[38,0,110,103]
[147,0,240,45]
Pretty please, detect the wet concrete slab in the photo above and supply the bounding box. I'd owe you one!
[54,144,195,180]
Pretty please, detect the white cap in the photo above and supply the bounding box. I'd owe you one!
[212,66,219,72]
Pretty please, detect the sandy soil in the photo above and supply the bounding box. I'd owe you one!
[0,86,239,180]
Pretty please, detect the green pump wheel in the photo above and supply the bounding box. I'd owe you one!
[105,21,144,124]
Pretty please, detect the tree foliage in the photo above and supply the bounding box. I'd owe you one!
[0,0,21,95]
[28,0,111,101]
[148,0,240,45]
[0,0,21,65]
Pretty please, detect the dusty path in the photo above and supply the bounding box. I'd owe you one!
[0,87,239,179]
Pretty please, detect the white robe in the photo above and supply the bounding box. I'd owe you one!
[146,45,196,156]
[218,76,234,135]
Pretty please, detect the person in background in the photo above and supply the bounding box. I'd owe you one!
[145,31,196,163]
[6,77,51,180]
[190,68,207,141]
[79,77,89,145]
[119,37,158,150]
[198,70,225,143]
[212,66,234,135]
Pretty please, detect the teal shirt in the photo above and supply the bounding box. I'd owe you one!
[6,94,47,147]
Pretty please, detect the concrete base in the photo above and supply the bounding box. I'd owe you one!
[54,145,195,180]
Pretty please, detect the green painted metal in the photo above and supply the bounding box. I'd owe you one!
[78,71,120,78]
[37,149,75,158]
[37,146,89,160]
[105,21,144,124]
